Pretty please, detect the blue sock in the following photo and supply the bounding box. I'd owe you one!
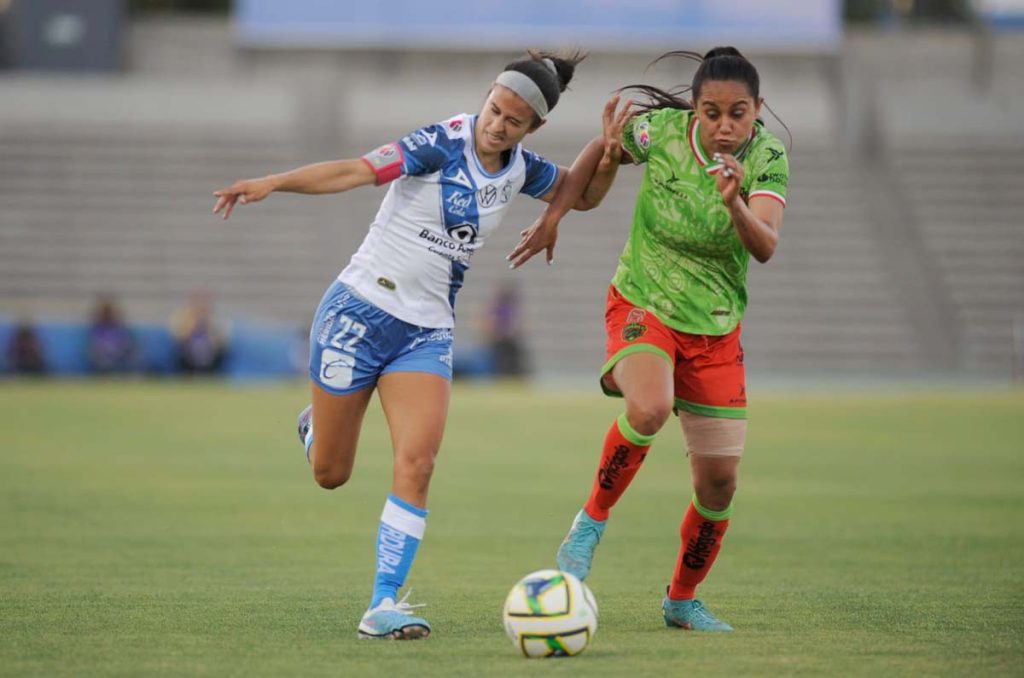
[370,495,428,609]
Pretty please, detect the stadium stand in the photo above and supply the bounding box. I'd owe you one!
[1,22,1020,378]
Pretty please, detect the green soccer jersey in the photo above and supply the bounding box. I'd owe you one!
[614,107,789,336]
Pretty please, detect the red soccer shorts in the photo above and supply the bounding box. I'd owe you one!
[601,285,747,419]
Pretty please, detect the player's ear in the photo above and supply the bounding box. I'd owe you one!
[528,117,547,134]
[755,96,765,117]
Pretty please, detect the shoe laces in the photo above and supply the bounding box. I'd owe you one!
[687,600,720,623]
[392,589,426,615]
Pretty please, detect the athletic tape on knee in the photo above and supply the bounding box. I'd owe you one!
[680,411,747,457]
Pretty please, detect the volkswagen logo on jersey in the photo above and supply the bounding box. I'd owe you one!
[478,184,498,208]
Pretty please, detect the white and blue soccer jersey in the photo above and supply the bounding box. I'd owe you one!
[338,113,559,329]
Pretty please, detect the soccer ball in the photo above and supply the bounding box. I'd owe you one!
[502,569,598,658]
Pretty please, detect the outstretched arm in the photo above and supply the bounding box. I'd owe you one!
[212,159,376,220]
[507,96,632,268]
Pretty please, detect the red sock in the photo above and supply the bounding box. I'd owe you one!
[668,499,732,600]
[583,414,655,521]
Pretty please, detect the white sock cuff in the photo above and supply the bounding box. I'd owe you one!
[381,498,427,540]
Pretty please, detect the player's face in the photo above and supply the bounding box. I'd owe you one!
[694,80,763,156]
[476,85,541,156]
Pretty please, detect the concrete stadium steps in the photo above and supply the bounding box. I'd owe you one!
[887,147,1024,373]
[0,123,991,376]
[0,125,351,324]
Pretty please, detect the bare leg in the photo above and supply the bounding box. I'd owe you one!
[309,380,374,489]
[376,371,451,507]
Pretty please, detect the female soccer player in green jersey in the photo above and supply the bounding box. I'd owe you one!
[510,46,790,632]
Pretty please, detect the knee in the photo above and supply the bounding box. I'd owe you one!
[625,398,673,436]
[695,474,737,510]
[397,455,436,485]
[313,464,352,490]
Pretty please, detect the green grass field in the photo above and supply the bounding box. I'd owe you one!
[1,381,1022,676]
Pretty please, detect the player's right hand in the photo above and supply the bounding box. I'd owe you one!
[212,176,276,220]
[601,95,634,164]
[507,214,559,269]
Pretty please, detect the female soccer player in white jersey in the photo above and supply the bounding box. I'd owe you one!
[212,51,629,640]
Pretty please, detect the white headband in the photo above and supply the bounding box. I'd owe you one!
[495,70,550,118]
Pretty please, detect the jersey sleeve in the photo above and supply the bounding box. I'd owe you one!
[519,148,559,198]
[747,137,789,207]
[361,121,464,185]
[621,110,657,165]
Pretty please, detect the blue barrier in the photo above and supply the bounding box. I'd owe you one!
[0,317,305,379]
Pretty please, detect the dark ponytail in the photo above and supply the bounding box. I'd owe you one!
[619,47,789,146]
[503,49,587,118]
[621,47,759,113]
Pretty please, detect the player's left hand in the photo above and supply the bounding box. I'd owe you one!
[507,214,559,269]
[713,152,744,206]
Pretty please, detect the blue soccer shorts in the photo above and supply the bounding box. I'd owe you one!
[309,280,454,395]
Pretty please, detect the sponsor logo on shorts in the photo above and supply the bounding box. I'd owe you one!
[408,328,453,352]
[682,520,717,570]
[377,277,396,291]
[320,348,355,389]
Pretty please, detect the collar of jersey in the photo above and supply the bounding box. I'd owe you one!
[469,115,519,179]
[688,116,758,171]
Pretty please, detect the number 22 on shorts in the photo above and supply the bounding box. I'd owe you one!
[320,315,367,389]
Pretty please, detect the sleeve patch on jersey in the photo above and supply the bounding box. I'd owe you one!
[635,120,651,149]
[445,117,464,137]
[362,142,404,185]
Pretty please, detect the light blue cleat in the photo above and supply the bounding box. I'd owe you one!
[662,595,733,632]
[556,509,606,581]
[357,591,431,640]
[296,404,312,462]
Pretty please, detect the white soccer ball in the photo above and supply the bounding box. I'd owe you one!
[502,569,598,658]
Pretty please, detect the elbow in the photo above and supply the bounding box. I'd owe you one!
[752,241,777,264]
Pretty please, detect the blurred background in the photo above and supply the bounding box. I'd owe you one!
[1,0,1022,385]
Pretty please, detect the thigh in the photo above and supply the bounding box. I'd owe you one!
[310,380,374,476]
[376,372,451,505]
[610,351,675,407]
[377,372,451,458]
[674,324,747,419]
[601,285,676,397]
